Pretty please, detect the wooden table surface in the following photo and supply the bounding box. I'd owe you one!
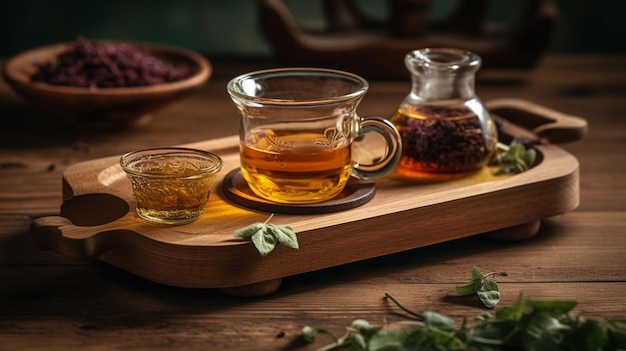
[1,55,625,350]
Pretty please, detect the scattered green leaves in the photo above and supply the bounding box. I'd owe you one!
[233,214,298,256]
[456,266,508,308]
[303,293,626,351]
[489,140,537,175]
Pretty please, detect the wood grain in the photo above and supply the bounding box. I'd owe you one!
[2,212,625,349]
[1,55,625,350]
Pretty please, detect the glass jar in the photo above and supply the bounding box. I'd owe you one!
[390,48,498,180]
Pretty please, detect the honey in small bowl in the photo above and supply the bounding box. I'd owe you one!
[120,147,223,225]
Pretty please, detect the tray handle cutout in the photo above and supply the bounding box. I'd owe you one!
[486,98,587,143]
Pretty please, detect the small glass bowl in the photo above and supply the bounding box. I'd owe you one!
[120,147,223,225]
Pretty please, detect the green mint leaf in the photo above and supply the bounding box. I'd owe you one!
[494,163,517,175]
[301,325,341,345]
[508,143,525,161]
[527,299,577,315]
[607,319,626,349]
[351,319,379,338]
[456,266,485,295]
[456,266,505,308]
[496,292,526,321]
[477,289,501,309]
[522,313,570,351]
[233,222,264,239]
[524,148,537,168]
[304,294,626,351]
[251,228,278,256]
[233,214,299,256]
[490,140,536,175]
[522,328,562,351]
[482,278,499,292]
[351,333,367,350]
[367,329,408,351]
[567,319,609,350]
[472,266,485,280]
[267,224,299,249]
[477,278,500,309]
[428,327,467,348]
[455,281,481,296]
[422,311,456,332]
[301,326,318,343]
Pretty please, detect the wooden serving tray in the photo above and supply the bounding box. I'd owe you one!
[31,98,587,296]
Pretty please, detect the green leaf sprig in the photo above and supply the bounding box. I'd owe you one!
[456,266,508,309]
[303,293,626,351]
[234,214,298,256]
[489,140,537,175]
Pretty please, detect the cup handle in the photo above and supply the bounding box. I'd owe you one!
[352,117,402,179]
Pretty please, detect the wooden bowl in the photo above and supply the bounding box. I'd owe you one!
[2,41,211,128]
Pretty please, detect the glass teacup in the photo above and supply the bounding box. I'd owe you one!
[227,68,402,204]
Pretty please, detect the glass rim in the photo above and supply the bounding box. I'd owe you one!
[119,147,223,177]
[226,67,369,106]
[407,48,481,71]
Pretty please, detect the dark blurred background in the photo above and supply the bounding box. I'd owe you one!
[2,0,625,59]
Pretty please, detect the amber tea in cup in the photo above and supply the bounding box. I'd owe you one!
[227,68,402,204]
[120,147,223,225]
